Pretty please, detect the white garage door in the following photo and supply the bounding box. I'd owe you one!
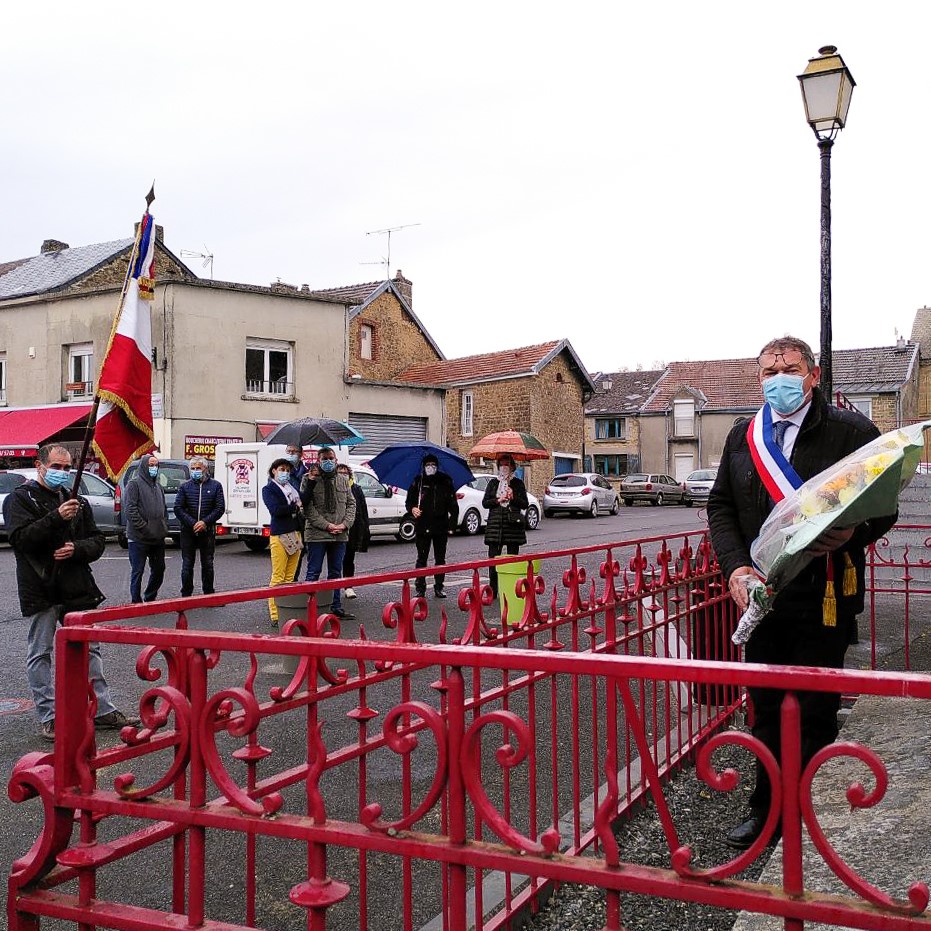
[674,453,695,482]
[348,413,428,455]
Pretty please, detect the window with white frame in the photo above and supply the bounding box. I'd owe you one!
[245,339,293,396]
[66,343,94,398]
[849,396,873,420]
[0,352,6,403]
[461,390,474,436]
[359,323,374,360]
[673,398,695,437]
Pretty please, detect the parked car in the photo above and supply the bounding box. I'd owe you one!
[543,472,620,518]
[455,473,542,535]
[0,471,29,541]
[619,473,685,507]
[116,458,192,547]
[683,468,718,507]
[351,465,416,542]
[3,468,120,535]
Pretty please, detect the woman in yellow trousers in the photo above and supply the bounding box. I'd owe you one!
[261,457,304,624]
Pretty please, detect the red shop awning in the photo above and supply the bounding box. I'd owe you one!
[0,404,94,457]
[256,421,283,440]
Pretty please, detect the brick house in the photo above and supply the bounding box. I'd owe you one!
[0,235,447,466]
[399,340,596,498]
[584,369,663,486]
[636,345,921,480]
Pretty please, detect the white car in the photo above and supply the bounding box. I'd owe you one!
[351,465,416,542]
[455,473,542,535]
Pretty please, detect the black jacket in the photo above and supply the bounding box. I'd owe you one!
[7,480,106,616]
[707,388,896,615]
[483,476,529,547]
[348,483,371,551]
[174,477,225,532]
[405,472,459,534]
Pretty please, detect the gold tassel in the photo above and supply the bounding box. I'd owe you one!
[842,552,857,596]
[823,554,837,626]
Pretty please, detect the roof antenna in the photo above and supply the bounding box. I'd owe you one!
[180,245,214,279]
[364,223,420,279]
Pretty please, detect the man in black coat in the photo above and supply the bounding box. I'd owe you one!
[7,445,139,741]
[708,336,896,849]
[405,453,459,598]
[174,456,225,597]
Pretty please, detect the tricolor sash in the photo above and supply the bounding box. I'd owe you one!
[746,405,803,503]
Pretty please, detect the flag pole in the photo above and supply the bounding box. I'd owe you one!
[69,185,154,499]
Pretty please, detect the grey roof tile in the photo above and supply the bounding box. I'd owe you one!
[0,238,133,299]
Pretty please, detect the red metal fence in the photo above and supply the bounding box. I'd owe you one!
[8,528,931,930]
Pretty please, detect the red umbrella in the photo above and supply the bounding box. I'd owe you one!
[468,431,549,462]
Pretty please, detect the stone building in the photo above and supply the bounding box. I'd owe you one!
[583,369,663,485]
[0,234,447,467]
[635,344,921,480]
[399,340,595,498]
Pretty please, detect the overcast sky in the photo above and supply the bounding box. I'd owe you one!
[2,4,929,374]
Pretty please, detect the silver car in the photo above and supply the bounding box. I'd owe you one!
[619,473,685,507]
[543,472,619,518]
[683,468,718,507]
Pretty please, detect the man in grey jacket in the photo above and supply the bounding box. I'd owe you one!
[299,446,356,619]
[125,454,169,603]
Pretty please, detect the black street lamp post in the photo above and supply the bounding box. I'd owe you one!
[798,46,856,401]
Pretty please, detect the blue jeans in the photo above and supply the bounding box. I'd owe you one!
[128,541,166,603]
[26,606,116,724]
[304,541,346,612]
[180,530,216,597]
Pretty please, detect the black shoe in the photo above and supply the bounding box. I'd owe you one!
[415,588,427,599]
[434,587,447,598]
[331,607,355,620]
[724,811,773,850]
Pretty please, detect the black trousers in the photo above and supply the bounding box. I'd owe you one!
[180,530,216,597]
[343,544,358,578]
[744,605,852,811]
[414,530,448,592]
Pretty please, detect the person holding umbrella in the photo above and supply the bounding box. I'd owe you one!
[405,453,459,598]
[300,446,356,619]
[482,453,530,597]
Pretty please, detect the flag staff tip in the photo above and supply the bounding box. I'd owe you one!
[145,183,155,209]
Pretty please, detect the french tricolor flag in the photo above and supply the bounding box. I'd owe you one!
[92,209,156,480]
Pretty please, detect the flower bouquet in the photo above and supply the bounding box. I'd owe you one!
[732,419,931,645]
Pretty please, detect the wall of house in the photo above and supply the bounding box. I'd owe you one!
[638,410,749,475]
[73,248,189,294]
[347,290,441,381]
[584,413,643,487]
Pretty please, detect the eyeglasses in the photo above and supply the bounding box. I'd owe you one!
[758,350,804,369]
[47,464,72,471]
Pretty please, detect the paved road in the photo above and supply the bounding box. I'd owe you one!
[0,503,707,926]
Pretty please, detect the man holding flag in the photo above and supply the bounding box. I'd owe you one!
[708,336,895,849]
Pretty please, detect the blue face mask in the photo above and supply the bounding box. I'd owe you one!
[762,372,807,416]
[148,466,159,478]
[275,471,291,484]
[44,468,71,489]
[191,470,203,481]
[319,459,336,474]
[287,454,300,465]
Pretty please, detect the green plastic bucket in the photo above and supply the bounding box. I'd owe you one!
[497,558,541,625]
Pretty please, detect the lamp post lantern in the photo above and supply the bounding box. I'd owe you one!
[797,45,856,401]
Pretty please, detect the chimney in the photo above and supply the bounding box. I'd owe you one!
[896,335,908,351]
[393,268,412,306]
[41,239,69,254]
[270,279,298,293]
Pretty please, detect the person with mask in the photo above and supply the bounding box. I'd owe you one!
[482,454,530,598]
[262,457,304,624]
[337,463,370,599]
[124,454,169,603]
[6,444,140,741]
[300,446,356,619]
[285,444,308,489]
[173,457,225,597]
[405,453,459,598]
[708,336,896,850]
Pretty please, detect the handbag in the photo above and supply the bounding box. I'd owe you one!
[278,530,303,555]
[506,509,525,527]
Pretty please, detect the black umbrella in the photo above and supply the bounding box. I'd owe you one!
[263,417,365,448]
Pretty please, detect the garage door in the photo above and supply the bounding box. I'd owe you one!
[347,413,428,455]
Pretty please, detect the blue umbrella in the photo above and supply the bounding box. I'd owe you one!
[368,442,475,491]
